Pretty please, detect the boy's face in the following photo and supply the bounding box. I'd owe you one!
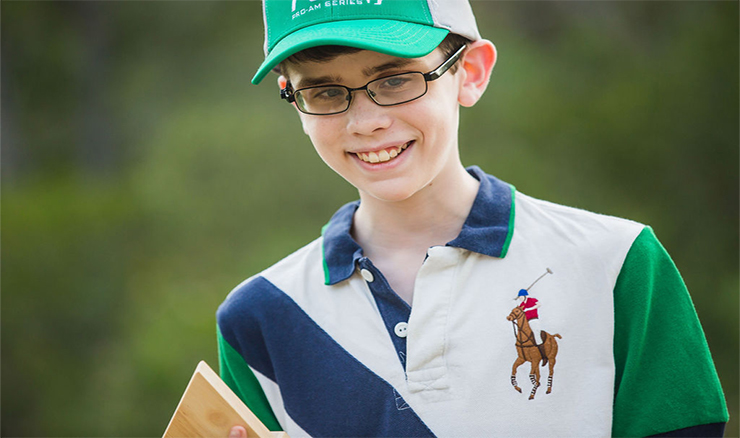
[281,48,467,204]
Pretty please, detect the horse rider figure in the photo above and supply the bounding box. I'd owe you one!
[516,289,547,366]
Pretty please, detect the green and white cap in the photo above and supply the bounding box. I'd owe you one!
[252,0,481,84]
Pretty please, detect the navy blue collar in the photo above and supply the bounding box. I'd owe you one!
[321,166,515,285]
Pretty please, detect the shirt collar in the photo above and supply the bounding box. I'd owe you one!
[321,166,515,285]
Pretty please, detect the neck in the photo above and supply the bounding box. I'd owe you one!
[352,164,479,254]
[349,162,479,305]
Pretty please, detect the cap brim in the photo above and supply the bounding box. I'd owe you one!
[252,19,449,84]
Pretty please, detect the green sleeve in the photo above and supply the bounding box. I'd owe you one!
[612,227,728,437]
[217,327,282,431]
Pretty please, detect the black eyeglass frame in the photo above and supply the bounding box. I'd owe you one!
[280,44,467,116]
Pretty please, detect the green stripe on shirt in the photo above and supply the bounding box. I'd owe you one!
[321,221,331,285]
[499,184,516,258]
[217,327,282,431]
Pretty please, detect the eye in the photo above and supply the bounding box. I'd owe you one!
[311,87,346,101]
[378,75,413,90]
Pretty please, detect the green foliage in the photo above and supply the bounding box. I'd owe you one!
[2,1,737,436]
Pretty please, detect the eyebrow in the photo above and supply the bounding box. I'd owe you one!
[294,58,418,89]
[295,74,344,88]
[361,58,415,77]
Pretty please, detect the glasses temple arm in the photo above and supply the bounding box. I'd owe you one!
[424,44,467,82]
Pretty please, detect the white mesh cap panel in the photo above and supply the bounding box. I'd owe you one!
[427,0,481,41]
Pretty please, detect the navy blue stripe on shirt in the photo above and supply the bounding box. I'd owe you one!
[217,276,435,438]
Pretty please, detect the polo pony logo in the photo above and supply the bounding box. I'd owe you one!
[506,268,562,400]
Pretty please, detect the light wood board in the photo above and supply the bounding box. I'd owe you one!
[163,361,288,438]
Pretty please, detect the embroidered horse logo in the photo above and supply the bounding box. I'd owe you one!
[506,268,560,400]
[507,306,561,399]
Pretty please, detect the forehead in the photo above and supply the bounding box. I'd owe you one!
[285,48,441,88]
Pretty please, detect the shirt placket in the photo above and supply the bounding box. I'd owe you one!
[404,246,460,396]
[356,247,461,400]
[356,257,412,370]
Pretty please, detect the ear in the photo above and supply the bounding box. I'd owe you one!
[278,75,289,90]
[278,74,301,113]
[457,39,497,107]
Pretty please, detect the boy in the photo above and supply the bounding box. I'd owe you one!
[217,1,728,436]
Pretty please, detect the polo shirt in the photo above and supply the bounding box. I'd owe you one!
[216,166,728,437]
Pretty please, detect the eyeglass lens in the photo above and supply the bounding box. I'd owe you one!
[295,72,428,115]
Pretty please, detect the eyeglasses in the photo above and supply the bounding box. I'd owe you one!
[280,45,467,116]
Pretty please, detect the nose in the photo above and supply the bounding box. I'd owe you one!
[345,89,392,135]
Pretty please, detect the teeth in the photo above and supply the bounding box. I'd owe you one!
[356,142,411,163]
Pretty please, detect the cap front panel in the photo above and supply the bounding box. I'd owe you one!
[265,0,436,54]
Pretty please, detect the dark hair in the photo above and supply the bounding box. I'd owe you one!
[277,33,472,79]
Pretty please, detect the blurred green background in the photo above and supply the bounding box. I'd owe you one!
[2,1,737,436]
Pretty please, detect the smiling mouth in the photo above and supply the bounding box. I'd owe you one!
[355,141,411,164]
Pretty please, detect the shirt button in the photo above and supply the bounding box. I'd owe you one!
[394,322,409,338]
[360,269,374,282]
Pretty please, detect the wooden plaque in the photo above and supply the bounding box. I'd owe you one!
[163,361,288,438]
